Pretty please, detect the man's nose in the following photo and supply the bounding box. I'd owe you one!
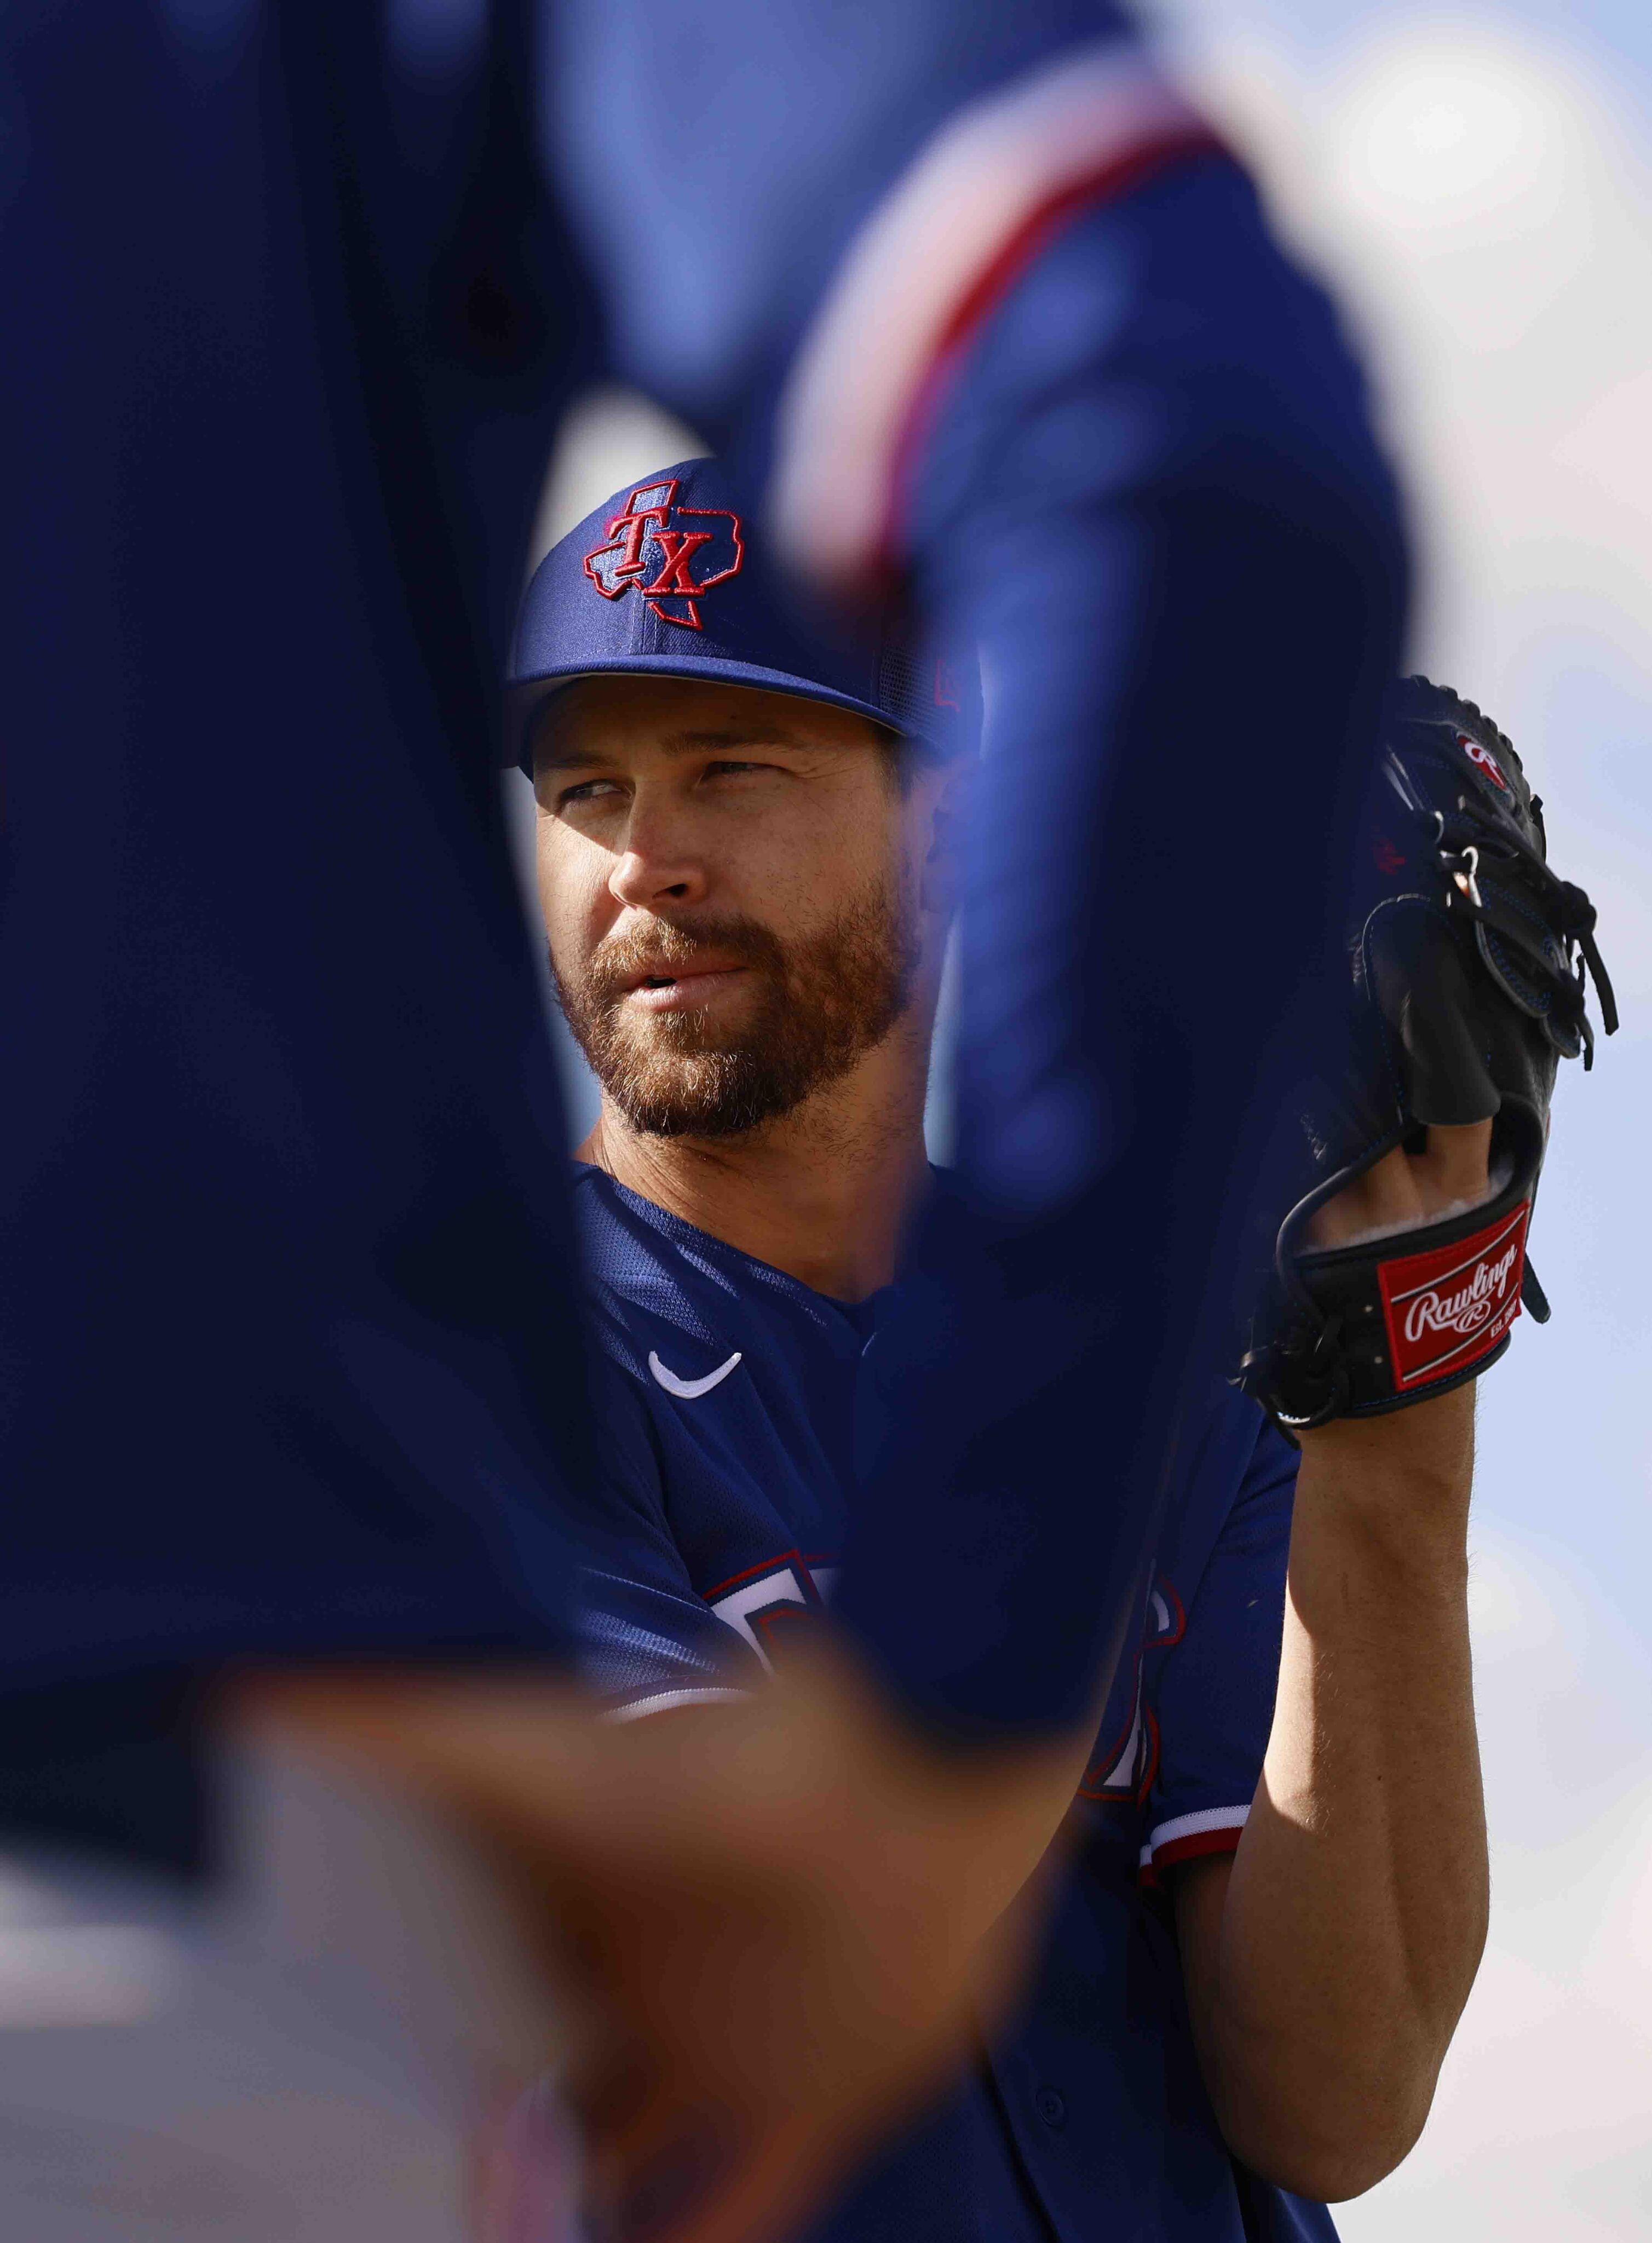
[607,807,709,912]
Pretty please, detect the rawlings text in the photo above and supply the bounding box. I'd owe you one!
[1378,1203,1531,1388]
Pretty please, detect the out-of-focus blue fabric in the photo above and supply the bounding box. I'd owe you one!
[550,0,1135,433]
[833,163,1408,1733]
[0,0,602,1733]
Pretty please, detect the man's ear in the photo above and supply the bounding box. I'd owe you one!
[917,761,972,919]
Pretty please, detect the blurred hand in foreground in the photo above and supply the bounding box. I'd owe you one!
[242,1638,1089,2243]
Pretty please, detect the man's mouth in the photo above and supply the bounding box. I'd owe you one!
[619,958,750,1013]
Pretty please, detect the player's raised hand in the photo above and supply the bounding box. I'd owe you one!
[1240,684,1613,1430]
[247,1637,1087,2243]
[1304,1120,1494,1252]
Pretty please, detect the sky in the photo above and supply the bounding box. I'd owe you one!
[1157,8,1652,2235]
[513,11,1652,2230]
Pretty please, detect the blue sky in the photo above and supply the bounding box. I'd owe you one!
[1144,7,1652,2231]
[1158,0,1652,83]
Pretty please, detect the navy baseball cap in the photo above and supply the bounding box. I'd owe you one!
[506,457,979,773]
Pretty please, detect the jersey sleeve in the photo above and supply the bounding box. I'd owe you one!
[1139,1419,1298,1880]
[577,1358,764,1720]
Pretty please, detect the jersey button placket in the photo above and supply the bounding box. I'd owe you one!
[1034,2087,1067,2129]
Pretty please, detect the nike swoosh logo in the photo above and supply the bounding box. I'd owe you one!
[648,1349,743,1400]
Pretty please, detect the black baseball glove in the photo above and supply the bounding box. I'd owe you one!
[1237,676,1616,1430]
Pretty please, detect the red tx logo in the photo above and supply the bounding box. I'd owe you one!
[583,479,744,631]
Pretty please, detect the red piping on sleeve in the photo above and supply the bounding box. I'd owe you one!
[877,127,1227,582]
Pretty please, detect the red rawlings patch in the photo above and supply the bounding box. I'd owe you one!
[1378,1202,1530,1390]
[1459,733,1509,790]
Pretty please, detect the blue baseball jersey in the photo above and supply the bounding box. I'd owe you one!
[573,1164,1336,2243]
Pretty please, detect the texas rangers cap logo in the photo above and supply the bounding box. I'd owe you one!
[584,478,745,631]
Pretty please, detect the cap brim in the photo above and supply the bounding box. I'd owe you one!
[505,654,903,774]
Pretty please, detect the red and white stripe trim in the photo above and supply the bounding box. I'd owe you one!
[1138,1803,1250,1885]
[770,42,1224,597]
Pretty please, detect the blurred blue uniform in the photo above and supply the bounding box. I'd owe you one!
[0,0,607,1867]
[573,1164,1334,2243]
[1,0,1402,1864]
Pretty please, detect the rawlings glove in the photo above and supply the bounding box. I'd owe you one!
[1239,676,1616,1430]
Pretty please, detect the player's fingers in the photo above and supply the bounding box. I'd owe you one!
[1356,1144,1424,1227]
[1305,1144,1420,1248]
[1418,1119,1495,1214]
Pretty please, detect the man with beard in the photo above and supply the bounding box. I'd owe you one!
[514,461,1495,2241]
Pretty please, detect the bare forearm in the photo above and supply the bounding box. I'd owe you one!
[1184,1387,1488,2198]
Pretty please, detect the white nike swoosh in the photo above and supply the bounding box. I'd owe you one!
[648,1349,743,1400]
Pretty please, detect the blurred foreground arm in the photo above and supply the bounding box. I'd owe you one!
[1176,1133,1492,2199]
[251,1636,1093,2243]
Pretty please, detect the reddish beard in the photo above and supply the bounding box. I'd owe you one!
[553,882,919,1139]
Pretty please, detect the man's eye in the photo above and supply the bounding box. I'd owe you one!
[703,760,770,780]
[557,778,623,808]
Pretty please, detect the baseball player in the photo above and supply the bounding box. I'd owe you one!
[513,462,1613,2241]
[3,5,1411,2239]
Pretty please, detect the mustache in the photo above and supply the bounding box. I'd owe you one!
[579,913,787,1005]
